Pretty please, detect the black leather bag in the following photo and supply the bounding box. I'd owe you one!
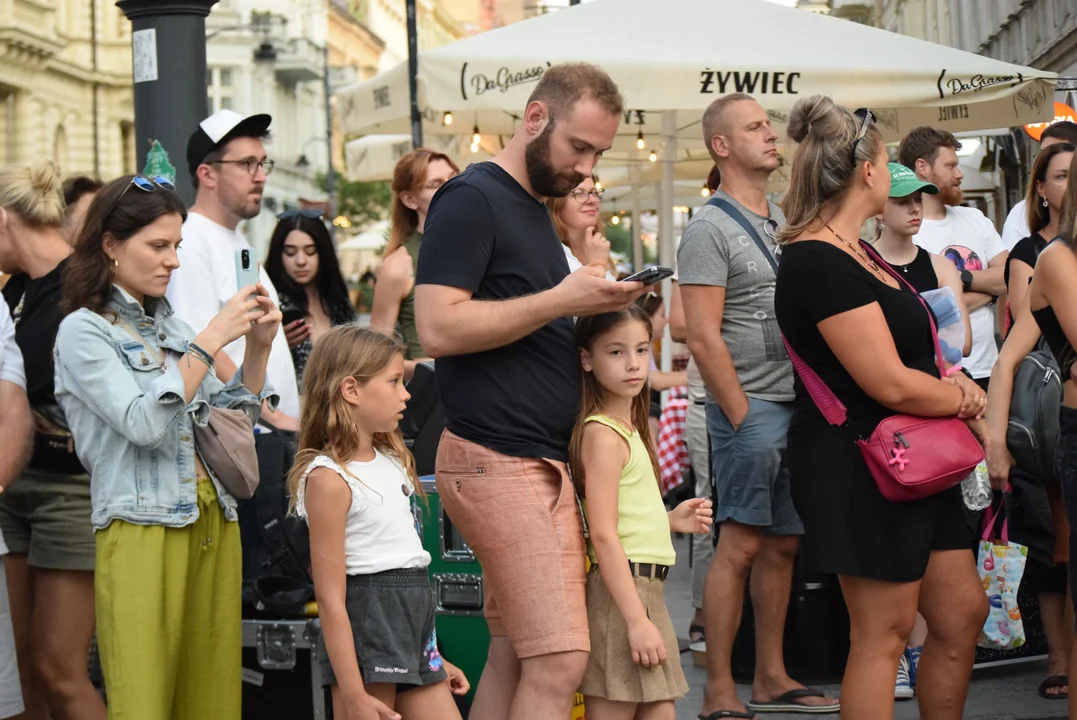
[238,424,312,607]
[1007,345,1062,485]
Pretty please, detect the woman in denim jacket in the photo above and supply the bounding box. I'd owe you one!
[53,175,281,720]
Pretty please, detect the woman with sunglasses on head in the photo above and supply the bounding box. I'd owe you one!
[370,149,459,374]
[774,99,989,720]
[265,210,355,387]
[54,174,280,720]
[0,159,105,720]
[546,176,616,280]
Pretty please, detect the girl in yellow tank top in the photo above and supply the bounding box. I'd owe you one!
[569,305,713,717]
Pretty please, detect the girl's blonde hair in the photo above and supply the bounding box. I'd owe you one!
[778,96,885,242]
[568,306,661,497]
[0,159,65,227]
[286,325,423,513]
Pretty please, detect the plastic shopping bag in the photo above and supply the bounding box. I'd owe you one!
[921,287,965,366]
[976,498,1028,650]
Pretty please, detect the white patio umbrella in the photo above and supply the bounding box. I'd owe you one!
[336,0,1057,372]
[336,0,1057,145]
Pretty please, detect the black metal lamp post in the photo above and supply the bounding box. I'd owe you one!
[117,0,219,206]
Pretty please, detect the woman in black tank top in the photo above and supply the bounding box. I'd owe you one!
[873,163,972,357]
[989,151,1077,715]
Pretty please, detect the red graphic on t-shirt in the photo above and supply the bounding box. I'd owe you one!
[941,246,983,272]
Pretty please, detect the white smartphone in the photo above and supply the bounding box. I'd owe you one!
[234,248,260,296]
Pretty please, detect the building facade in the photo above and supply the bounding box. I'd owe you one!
[206,0,332,253]
[329,0,385,183]
[0,0,134,179]
[947,0,1076,102]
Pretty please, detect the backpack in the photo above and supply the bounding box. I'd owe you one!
[238,426,313,610]
[1007,345,1062,485]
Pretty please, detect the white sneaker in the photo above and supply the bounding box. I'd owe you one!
[895,653,915,700]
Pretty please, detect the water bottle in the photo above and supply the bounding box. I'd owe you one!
[961,460,992,511]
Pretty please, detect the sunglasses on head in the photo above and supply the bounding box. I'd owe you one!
[850,108,876,169]
[277,209,325,221]
[104,175,177,220]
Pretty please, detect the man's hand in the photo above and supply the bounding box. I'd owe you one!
[553,267,644,316]
[722,393,751,431]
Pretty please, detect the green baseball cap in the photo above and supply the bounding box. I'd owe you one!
[888,162,938,198]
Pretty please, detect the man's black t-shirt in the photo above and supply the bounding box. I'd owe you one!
[416,162,579,462]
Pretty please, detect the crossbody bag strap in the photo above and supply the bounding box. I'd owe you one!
[706,196,779,274]
[706,196,851,427]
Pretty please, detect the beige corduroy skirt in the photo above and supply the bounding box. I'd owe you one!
[578,565,689,703]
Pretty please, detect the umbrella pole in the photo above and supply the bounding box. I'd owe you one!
[631,147,643,272]
[406,0,422,148]
[659,110,676,377]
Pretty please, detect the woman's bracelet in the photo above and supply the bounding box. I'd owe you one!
[186,341,215,368]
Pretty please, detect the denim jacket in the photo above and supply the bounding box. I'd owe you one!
[54,286,279,530]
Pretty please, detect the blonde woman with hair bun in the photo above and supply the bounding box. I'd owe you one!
[773,97,989,720]
[0,158,106,719]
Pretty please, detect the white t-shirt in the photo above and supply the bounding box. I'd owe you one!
[1001,200,1030,251]
[167,212,300,418]
[0,298,25,556]
[912,205,1006,379]
[0,298,25,391]
[296,453,431,575]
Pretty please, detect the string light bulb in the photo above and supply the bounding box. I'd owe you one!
[470,140,480,153]
[649,150,657,163]
[636,130,645,150]
[443,111,453,126]
[595,180,602,190]
[472,125,481,146]
[701,186,710,197]
[610,215,620,225]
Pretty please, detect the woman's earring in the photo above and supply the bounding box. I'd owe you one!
[1043,197,1049,208]
[109,257,118,275]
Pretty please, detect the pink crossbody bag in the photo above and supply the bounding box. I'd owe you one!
[783,241,983,502]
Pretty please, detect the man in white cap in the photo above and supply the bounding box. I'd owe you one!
[166,109,300,429]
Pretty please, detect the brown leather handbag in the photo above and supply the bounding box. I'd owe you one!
[193,407,260,499]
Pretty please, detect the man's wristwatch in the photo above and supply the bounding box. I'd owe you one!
[961,269,974,293]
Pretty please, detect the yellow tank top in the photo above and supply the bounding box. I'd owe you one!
[583,415,676,566]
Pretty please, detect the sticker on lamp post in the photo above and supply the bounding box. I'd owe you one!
[132,29,159,84]
[142,140,176,185]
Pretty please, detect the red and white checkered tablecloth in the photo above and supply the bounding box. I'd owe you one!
[657,394,690,495]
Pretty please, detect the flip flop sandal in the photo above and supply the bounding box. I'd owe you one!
[689,623,706,644]
[747,688,841,714]
[1038,674,1069,699]
[698,712,757,720]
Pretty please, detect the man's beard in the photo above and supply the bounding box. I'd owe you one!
[229,189,264,220]
[525,121,584,198]
[937,180,963,207]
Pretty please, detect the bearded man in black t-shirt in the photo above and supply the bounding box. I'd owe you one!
[415,62,644,720]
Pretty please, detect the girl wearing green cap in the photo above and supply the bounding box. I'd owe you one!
[873,162,972,360]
